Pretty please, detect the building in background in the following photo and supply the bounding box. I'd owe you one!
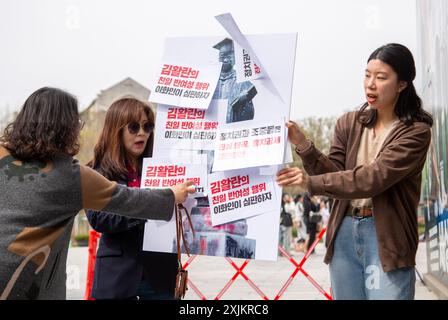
[77,77,152,164]
[417,0,448,299]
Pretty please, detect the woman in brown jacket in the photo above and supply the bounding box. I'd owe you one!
[277,43,433,300]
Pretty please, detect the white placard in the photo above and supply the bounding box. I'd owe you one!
[212,118,286,172]
[148,60,222,110]
[208,168,278,226]
[153,100,223,151]
[140,153,208,195]
[144,32,297,261]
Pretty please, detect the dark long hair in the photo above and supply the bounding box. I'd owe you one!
[357,43,433,127]
[1,87,81,161]
[87,98,155,180]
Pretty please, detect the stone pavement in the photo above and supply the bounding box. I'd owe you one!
[66,241,439,300]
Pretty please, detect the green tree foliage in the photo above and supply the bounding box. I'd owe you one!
[76,111,107,166]
[284,116,337,195]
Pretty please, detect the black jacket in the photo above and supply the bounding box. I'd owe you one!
[303,194,319,226]
[86,175,177,299]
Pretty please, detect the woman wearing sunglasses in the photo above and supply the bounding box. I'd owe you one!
[86,98,179,300]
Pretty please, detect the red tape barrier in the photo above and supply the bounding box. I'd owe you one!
[84,230,100,300]
[85,227,332,300]
[275,227,332,300]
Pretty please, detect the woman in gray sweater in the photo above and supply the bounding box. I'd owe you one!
[0,87,194,300]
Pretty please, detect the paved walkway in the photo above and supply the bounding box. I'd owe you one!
[66,241,439,300]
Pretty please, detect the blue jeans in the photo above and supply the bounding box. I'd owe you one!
[279,225,292,253]
[329,216,415,300]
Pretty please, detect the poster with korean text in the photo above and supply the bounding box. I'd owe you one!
[148,61,222,110]
[207,168,278,226]
[144,33,297,261]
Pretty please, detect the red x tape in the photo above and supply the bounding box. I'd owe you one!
[85,228,332,300]
[275,227,332,300]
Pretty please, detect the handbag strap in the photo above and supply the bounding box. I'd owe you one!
[175,203,195,266]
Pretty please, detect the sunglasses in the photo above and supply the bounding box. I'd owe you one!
[127,121,155,135]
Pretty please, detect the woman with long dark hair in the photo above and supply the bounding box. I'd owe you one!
[0,88,194,300]
[277,43,433,299]
[85,98,178,300]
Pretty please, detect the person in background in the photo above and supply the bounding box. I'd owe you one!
[279,193,294,255]
[302,193,319,254]
[319,199,331,227]
[318,198,331,244]
[294,194,307,252]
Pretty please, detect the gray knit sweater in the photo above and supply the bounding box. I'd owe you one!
[0,146,174,300]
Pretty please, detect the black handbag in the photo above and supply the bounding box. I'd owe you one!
[309,212,322,224]
[281,211,293,227]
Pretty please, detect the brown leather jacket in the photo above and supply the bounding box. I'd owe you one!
[296,111,431,272]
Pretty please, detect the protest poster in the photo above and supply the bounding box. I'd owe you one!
[148,61,222,110]
[152,34,295,120]
[143,32,297,261]
[153,34,296,160]
[207,168,278,226]
[212,118,286,172]
[153,100,223,152]
[140,153,208,195]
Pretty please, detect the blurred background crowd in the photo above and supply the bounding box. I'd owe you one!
[279,192,332,256]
